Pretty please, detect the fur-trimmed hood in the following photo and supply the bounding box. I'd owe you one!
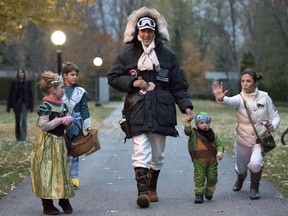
[123,7,170,43]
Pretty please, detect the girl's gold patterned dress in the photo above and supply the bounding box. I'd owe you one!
[31,102,74,199]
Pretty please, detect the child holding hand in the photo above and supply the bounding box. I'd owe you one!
[184,112,224,204]
[31,71,75,215]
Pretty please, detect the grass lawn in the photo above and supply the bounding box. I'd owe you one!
[0,99,287,198]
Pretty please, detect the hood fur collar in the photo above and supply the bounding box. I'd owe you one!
[123,7,170,43]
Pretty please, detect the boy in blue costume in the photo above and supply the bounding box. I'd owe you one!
[62,62,92,189]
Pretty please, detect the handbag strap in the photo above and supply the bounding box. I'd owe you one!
[74,122,85,136]
[66,122,84,138]
[240,94,261,141]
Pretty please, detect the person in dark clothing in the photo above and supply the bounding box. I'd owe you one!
[7,69,34,141]
[108,7,194,208]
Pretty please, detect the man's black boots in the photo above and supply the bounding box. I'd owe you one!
[134,167,150,208]
[148,168,160,202]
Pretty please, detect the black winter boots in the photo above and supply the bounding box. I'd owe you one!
[148,168,160,202]
[250,169,262,200]
[233,172,247,191]
[59,199,73,214]
[41,199,60,215]
[134,167,150,208]
[41,199,73,215]
[194,194,204,204]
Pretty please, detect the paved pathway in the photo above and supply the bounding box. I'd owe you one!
[0,102,287,216]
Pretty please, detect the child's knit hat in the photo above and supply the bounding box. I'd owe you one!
[195,112,211,124]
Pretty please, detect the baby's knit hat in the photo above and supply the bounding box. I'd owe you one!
[195,112,211,124]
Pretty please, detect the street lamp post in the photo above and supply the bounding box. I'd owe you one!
[51,30,66,75]
[93,57,103,106]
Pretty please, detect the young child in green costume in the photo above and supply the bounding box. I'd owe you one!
[184,112,224,204]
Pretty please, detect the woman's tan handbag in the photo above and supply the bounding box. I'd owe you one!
[66,128,101,157]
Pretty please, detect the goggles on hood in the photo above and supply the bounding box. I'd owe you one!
[137,17,156,30]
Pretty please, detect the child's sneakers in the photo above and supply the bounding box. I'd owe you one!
[204,188,213,201]
[194,194,204,204]
[205,194,213,200]
[72,178,80,190]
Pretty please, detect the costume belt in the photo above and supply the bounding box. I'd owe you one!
[190,150,216,159]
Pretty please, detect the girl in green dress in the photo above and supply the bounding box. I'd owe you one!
[31,71,75,215]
